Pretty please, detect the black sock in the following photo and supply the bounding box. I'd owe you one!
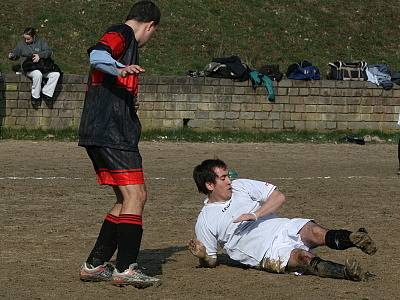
[116,214,143,272]
[86,214,118,267]
[325,229,353,250]
[307,257,347,279]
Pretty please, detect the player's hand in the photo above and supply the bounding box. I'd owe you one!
[187,239,206,259]
[233,213,257,223]
[8,52,15,59]
[118,64,145,77]
[32,54,40,63]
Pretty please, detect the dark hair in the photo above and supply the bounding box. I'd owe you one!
[126,1,161,25]
[193,159,227,195]
[23,27,36,37]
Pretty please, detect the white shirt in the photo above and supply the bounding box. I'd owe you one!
[195,179,279,266]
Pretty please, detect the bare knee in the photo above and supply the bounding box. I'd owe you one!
[116,184,148,214]
[299,222,327,247]
[136,187,147,205]
[287,249,315,271]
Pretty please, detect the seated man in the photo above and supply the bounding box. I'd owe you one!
[188,159,377,281]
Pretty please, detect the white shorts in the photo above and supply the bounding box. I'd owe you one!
[259,218,311,273]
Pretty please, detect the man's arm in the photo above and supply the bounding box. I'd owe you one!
[89,49,144,77]
[187,239,218,268]
[233,190,286,223]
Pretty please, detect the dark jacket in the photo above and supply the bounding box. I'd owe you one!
[10,36,52,60]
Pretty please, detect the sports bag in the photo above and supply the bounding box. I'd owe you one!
[286,60,320,80]
[327,61,367,80]
[204,55,250,81]
[22,57,61,74]
[257,64,283,81]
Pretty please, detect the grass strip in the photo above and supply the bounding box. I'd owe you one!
[0,127,398,144]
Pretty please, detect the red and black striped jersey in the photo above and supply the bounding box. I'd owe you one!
[79,24,141,151]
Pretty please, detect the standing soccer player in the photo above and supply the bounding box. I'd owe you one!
[78,1,161,288]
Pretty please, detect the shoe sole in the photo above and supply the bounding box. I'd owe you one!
[80,275,111,282]
[349,231,377,255]
[112,279,160,288]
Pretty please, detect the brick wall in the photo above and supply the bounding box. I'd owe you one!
[1,73,399,131]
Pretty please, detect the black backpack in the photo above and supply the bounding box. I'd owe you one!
[204,56,250,81]
[327,61,367,80]
[257,64,283,81]
[22,57,61,74]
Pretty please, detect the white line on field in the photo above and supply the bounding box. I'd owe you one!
[0,175,390,181]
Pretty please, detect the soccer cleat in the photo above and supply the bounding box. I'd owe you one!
[112,263,160,288]
[79,262,114,282]
[349,228,377,255]
[344,259,364,281]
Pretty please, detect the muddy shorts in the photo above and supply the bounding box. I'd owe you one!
[259,218,311,273]
[85,146,144,185]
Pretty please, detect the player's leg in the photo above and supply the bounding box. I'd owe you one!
[286,249,367,281]
[299,221,377,255]
[80,147,125,282]
[80,188,122,282]
[86,187,122,267]
[115,183,146,272]
[26,70,42,108]
[112,183,160,287]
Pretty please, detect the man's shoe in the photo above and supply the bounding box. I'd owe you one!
[31,96,41,109]
[344,258,375,282]
[41,93,54,107]
[112,263,160,288]
[79,262,114,282]
[349,228,377,255]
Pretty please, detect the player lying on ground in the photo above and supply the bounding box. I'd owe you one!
[188,159,377,281]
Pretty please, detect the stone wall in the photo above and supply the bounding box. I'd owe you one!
[0,73,399,131]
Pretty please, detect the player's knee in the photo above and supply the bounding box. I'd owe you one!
[289,249,314,268]
[138,188,147,204]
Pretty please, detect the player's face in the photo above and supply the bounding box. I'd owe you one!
[208,167,232,201]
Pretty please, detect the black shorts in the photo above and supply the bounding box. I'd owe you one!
[85,146,144,185]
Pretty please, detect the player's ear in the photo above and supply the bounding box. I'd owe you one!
[146,21,156,31]
[205,181,214,192]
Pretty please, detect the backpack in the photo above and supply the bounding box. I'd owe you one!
[204,55,250,81]
[327,61,367,80]
[286,60,320,80]
[257,64,283,81]
[22,57,61,74]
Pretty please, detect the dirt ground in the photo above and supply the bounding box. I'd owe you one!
[0,140,399,299]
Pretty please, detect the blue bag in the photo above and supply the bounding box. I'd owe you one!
[286,60,320,80]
